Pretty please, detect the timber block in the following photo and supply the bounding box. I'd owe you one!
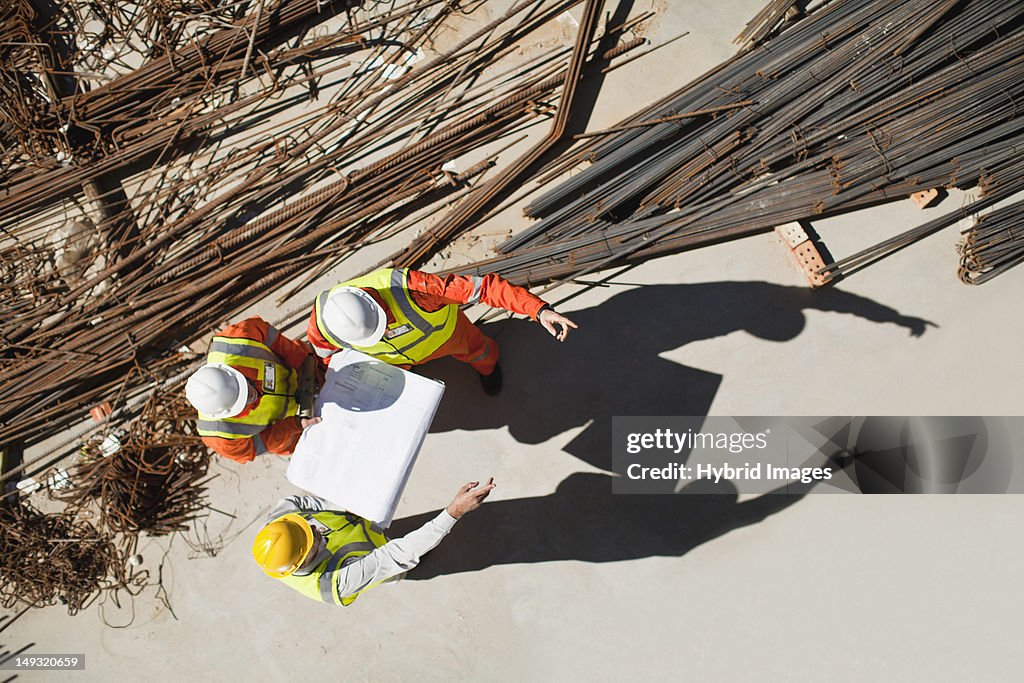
[774,222,833,288]
[911,188,939,209]
[90,401,112,422]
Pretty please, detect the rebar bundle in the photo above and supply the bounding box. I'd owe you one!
[447,0,1024,289]
[958,197,1024,285]
[735,0,815,48]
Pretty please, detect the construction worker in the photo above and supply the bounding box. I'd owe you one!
[252,478,495,605]
[185,316,322,464]
[307,268,577,395]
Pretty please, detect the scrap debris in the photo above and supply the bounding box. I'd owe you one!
[0,500,144,615]
[61,390,212,536]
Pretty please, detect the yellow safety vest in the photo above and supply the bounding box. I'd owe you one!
[314,268,458,365]
[276,510,388,606]
[196,336,299,439]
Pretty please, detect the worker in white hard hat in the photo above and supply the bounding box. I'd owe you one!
[186,316,322,464]
[307,268,577,395]
[252,478,495,605]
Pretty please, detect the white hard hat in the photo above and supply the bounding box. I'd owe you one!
[185,364,250,419]
[322,287,387,346]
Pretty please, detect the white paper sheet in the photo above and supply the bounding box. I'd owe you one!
[286,350,445,527]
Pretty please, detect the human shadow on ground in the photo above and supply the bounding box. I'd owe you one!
[421,280,934,473]
[396,282,929,576]
[392,474,821,579]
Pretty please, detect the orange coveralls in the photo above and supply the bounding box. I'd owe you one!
[201,317,311,464]
[306,271,545,375]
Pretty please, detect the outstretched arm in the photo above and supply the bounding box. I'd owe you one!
[333,479,495,599]
[811,288,937,337]
[408,270,579,340]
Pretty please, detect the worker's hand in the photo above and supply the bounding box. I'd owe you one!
[538,308,577,342]
[300,416,322,430]
[446,478,496,519]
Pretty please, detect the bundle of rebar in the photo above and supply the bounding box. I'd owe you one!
[447,0,1024,290]
[734,0,811,48]
[958,196,1024,285]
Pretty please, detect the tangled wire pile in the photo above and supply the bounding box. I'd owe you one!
[0,500,143,615]
[61,389,212,536]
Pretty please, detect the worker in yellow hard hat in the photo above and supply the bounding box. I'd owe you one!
[252,478,495,605]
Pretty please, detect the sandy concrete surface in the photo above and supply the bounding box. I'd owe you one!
[7,1,1024,681]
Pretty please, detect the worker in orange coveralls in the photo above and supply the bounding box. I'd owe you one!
[307,268,577,395]
[185,317,323,464]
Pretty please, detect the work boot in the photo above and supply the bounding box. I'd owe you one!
[478,363,503,396]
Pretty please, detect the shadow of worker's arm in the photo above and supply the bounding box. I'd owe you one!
[676,475,816,532]
[704,452,852,530]
[810,287,937,337]
[395,470,830,581]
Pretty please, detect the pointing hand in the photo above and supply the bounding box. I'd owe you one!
[538,308,578,342]
[446,478,496,519]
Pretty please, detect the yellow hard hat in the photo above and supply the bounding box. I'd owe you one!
[252,514,315,578]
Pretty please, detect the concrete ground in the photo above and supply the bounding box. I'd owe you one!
[8,1,1024,681]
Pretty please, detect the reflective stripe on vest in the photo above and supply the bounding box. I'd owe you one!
[276,510,388,606]
[314,268,458,364]
[196,336,299,439]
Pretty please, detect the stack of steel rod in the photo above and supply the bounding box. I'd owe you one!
[447,0,1024,289]
[734,0,816,48]
[1,0,646,477]
[958,197,1024,285]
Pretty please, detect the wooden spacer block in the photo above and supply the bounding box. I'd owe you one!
[90,401,112,422]
[793,241,830,288]
[911,188,939,209]
[774,222,809,249]
[775,222,832,288]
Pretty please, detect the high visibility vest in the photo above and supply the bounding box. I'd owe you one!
[196,336,299,439]
[314,268,458,365]
[276,510,388,606]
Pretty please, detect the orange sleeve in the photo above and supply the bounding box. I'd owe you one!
[406,270,546,319]
[260,417,304,455]
[202,435,257,464]
[266,328,308,370]
[217,317,308,369]
[218,317,269,340]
